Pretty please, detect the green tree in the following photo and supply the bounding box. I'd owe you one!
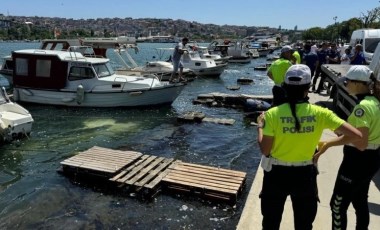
[360,7,380,28]
[302,27,324,41]
[338,18,362,42]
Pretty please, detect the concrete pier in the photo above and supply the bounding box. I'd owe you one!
[237,92,380,230]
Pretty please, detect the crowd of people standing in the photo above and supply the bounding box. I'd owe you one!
[299,41,366,94]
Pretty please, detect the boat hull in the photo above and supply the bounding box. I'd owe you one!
[0,102,33,142]
[13,84,185,107]
[191,63,228,77]
[228,57,251,64]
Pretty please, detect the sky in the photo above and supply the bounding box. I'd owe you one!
[1,0,380,30]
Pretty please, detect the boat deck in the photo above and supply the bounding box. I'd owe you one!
[60,146,246,204]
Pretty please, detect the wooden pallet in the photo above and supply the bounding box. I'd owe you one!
[162,162,246,204]
[60,146,247,204]
[110,156,177,195]
[60,146,142,175]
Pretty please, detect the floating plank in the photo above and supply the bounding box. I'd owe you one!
[110,155,150,182]
[177,111,206,122]
[110,155,176,191]
[116,155,158,183]
[134,158,175,187]
[177,111,235,125]
[202,117,235,125]
[237,78,254,84]
[144,160,181,189]
[226,85,241,91]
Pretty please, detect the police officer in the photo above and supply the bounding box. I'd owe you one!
[257,64,362,230]
[267,45,293,106]
[314,65,380,230]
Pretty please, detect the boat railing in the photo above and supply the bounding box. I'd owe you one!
[113,45,140,69]
[65,49,88,61]
[67,46,100,59]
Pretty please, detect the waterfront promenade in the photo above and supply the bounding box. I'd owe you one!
[237,92,380,230]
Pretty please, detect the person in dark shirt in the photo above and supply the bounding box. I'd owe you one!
[319,43,341,93]
[350,44,366,65]
[326,43,341,64]
[302,43,319,92]
[314,43,329,93]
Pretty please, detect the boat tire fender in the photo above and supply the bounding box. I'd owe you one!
[76,84,85,104]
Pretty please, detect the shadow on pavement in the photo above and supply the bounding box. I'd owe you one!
[369,201,380,216]
[370,170,380,216]
[373,170,380,190]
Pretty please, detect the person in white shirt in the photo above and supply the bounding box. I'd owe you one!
[311,43,318,53]
[340,48,351,65]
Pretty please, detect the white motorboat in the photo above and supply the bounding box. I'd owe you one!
[0,87,33,142]
[181,50,228,77]
[189,45,230,65]
[11,49,185,107]
[207,40,250,63]
[117,59,194,81]
[226,48,251,64]
[81,38,194,81]
[249,41,271,57]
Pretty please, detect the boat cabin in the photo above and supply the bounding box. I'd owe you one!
[12,49,112,89]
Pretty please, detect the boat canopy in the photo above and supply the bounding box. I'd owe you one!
[12,51,67,89]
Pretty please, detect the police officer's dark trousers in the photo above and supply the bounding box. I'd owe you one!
[330,145,380,230]
[260,165,318,230]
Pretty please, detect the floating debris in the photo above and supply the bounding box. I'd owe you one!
[226,85,241,91]
[193,92,272,110]
[237,78,254,85]
[177,111,206,123]
[253,65,267,71]
[177,111,235,125]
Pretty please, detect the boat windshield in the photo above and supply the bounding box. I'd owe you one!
[0,88,8,104]
[93,62,115,78]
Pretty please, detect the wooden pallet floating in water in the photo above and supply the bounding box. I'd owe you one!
[60,146,142,175]
[162,162,246,204]
[59,146,246,205]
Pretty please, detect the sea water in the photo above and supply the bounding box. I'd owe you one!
[0,41,274,229]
